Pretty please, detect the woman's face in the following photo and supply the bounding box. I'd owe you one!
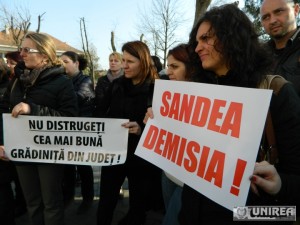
[195,21,229,76]
[6,58,17,74]
[166,55,187,81]
[20,38,47,69]
[109,55,122,72]
[60,55,79,77]
[122,50,141,84]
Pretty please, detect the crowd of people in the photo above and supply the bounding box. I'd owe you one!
[0,0,299,225]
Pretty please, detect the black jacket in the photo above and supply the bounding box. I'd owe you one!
[71,72,95,117]
[267,28,300,96]
[94,75,111,116]
[179,72,300,225]
[94,71,124,116]
[0,63,78,145]
[94,76,152,164]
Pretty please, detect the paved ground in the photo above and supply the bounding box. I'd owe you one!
[15,166,164,225]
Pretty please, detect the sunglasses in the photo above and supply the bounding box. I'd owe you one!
[20,47,40,54]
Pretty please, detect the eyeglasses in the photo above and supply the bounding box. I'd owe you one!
[20,47,40,54]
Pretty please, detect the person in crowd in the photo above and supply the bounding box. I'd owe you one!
[60,51,95,214]
[5,51,23,80]
[151,55,167,79]
[144,44,197,225]
[95,40,160,225]
[177,3,300,224]
[94,52,125,199]
[0,32,78,225]
[94,52,124,108]
[146,55,165,213]
[260,0,300,96]
[0,58,10,100]
[151,55,163,73]
[4,51,27,218]
[0,59,15,225]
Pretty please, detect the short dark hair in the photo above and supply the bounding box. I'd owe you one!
[61,51,87,71]
[151,55,163,72]
[5,51,22,63]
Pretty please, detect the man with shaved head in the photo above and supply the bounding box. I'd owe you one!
[260,0,300,95]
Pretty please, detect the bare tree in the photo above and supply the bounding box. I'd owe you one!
[80,17,99,86]
[36,12,46,33]
[0,4,32,49]
[138,0,186,67]
[110,31,116,52]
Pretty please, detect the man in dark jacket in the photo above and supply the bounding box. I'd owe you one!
[260,0,300,95]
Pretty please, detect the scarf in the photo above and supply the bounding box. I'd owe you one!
[106,68,124,82]
[19,66,50,87]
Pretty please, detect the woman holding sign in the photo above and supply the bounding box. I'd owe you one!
[95,41,160,225]
[178,3,300,225]
[144,43,198,225]
[0,32,78,225]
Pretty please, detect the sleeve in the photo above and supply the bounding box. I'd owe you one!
[276,173,300,206]
[271,83,300,174]
[95,77,108,105]
[94,80,113,118]
[76,77,95,117]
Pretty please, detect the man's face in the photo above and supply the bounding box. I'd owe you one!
[260,0,299,39]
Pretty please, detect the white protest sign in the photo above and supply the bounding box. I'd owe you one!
[135,79,272,211]
[3,115,129,166]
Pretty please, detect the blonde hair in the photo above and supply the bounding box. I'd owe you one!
[109,52,122,62]
[24,32,62,66]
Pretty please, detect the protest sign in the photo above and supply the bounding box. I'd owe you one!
[135,79,272,210]
[3,115,128,166]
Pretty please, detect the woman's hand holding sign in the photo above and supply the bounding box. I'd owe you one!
[250,161,281,196]
[11,102,31,118]
[143,107,154,124]
[0,145,9,161]
[122,121,141,135]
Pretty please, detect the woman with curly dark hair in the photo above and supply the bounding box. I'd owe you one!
[179,3,300,225]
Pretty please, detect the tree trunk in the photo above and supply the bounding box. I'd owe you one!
[193,0,212,28]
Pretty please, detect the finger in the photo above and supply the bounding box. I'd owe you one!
[257,161,270,166]
[121,122,130,128]
[250,181,260,196]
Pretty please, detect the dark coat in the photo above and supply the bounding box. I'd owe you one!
[179,72,300,225]
[267,28,300,96]
[71,72,95,117]
[94,75,110,116]
[94,70,124,116]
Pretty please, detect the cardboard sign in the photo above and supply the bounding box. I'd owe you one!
[136,80,272,210]
[3,115,129,166]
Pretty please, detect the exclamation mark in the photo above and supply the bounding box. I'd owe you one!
[230,159,247,196]
[117,154,121,163]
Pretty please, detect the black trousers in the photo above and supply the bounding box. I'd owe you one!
[97,156,160,225]
[63,165,94,201]
[77,165,94,200]
[0,183,15,225]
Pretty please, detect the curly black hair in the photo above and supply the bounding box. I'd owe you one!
[189,3,273,88]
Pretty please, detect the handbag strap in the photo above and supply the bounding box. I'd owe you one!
[259,75,288,164]
[263,110,278,164]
